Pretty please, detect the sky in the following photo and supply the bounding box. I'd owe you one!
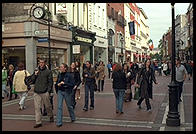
[136,3,190,48]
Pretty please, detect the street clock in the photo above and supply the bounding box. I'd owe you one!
[33,6,46,19]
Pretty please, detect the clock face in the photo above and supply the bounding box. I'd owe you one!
[33,7,45,19]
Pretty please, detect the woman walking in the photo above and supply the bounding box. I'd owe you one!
[13,63,30,110]
[122,63,136,102]
[112,63,126,114]
[56,63,76,127]
[97,61,106,92]
[8,64,18,100]
[136,59,158,112]
[69,62,81,109]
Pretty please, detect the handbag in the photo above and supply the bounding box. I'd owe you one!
[134,87,140,100]
[12,86,17,94]
[24,70,32,90]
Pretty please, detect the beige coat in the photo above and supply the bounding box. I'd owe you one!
[96,65,105,80]
[13,70,30,92]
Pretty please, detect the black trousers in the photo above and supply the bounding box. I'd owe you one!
[108,69,111,79]
[176,81,184,101]
[98,80,104,91]
[71,89,77,109]
[137,97,151,110]
[9,81,17,99]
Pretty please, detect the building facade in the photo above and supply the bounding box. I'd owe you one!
[107,3,126,64]
[66,3,96,65]
[88,3,108,65]
[2,3,71,76]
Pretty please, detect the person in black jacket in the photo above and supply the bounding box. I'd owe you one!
[31,59,54,128]
[69,62,81,109]
[136,59,158,112]
[112,63,126,114]
[55,63,76,127]
[82,61,96,111]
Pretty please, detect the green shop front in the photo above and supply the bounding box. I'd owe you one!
[70,26,96,65]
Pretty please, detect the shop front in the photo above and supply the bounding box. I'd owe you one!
[71,26,96,66]
[2,21,72,74]
[94,36,108,65]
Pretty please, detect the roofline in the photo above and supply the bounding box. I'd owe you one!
[138,7,148,19]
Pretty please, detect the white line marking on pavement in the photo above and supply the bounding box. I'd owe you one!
[2,114,153,129]
[159,126,165,131]
[162,104,169,124]
[2,96,33,107]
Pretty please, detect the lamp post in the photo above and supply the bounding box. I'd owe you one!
[47,3,51,70]
[166,3,180,126]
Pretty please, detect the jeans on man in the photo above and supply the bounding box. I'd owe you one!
[176,81,184,102]
[113,89,125,112]
[56,90,75,126]
[84,83,94,109]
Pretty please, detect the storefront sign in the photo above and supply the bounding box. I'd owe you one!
[56,3,67,14]
[73,45,80,54]
[75,36,92,44]
[34,30,48,36]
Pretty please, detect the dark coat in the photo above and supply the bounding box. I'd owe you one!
[82,67,95,84]
[137,67,157,99]
[31,66,53,94]
[69,70,81,88]
[112,70,126,89]
[55,71,75,94]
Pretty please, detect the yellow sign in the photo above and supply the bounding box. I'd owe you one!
[75,36,92,44]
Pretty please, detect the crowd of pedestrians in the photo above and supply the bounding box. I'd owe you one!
[2,58,193,128]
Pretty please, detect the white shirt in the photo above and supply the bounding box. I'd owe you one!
[162,63,168,71]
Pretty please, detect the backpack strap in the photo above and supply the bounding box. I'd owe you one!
[24,70,27,77]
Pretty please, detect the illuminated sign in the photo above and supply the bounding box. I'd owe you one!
[75,36,92,44]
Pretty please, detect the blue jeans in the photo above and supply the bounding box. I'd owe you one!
[176,81,184,101]
[56,90,75,125]
[84,83,94,109]
[113,89,125,112]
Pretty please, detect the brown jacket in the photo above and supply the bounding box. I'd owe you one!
[96,65,105,80]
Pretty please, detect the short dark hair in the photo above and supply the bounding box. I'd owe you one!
[39,58,46,63]
[17,62,24,70]
[86,61,91,64]
[61,63,68,69]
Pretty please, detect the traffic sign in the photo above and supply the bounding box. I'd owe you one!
[38,38,48,42]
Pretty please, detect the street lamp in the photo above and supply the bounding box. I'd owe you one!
[166,3,180,126]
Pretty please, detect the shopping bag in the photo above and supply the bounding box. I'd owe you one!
[134,87,140,100]
[12,86,17,94]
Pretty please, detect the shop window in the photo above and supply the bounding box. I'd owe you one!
[37,47,66,78]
